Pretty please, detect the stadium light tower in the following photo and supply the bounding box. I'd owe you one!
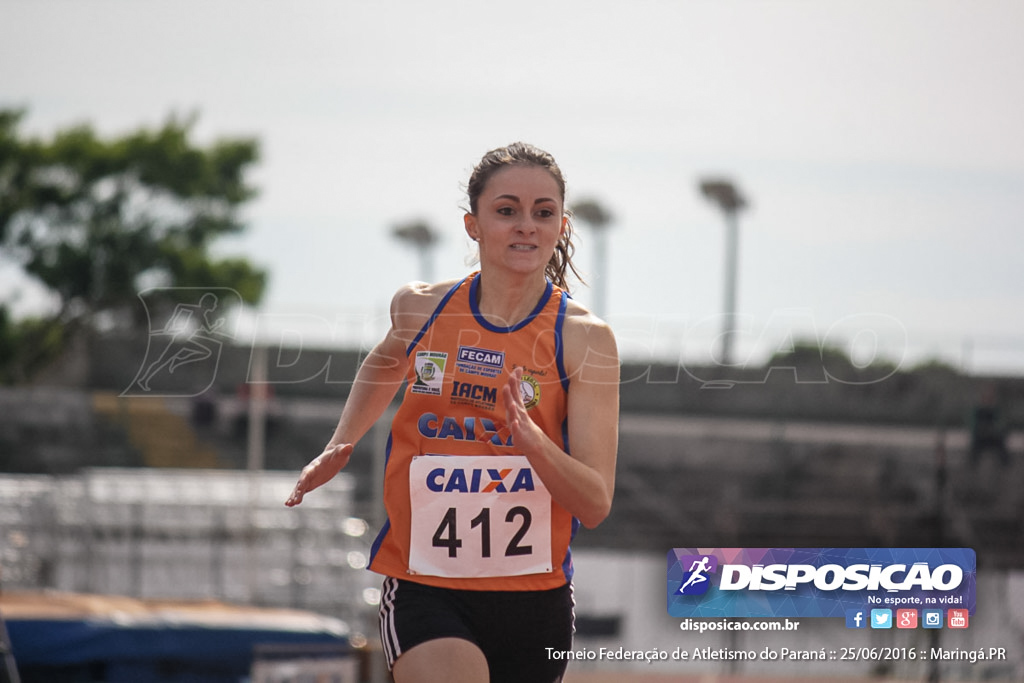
[699,178,749,366]
[392,220,440,283]
[570,198,614,319]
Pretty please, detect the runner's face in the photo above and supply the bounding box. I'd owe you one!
[464,165,566,277]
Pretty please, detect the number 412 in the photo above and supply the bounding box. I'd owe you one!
[432,506,533,559]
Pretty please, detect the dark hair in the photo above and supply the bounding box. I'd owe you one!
[466,142,583,290]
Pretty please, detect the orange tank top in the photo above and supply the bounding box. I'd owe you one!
[368,272,577,591]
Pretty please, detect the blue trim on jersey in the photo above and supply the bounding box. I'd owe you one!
[406,277,468,356]
[562,517,582,581]
[560,415,574,581]
[469,274,553,333]
[369,519,391,566]
[554,290,570,393]
[555,291,571,460]
[368,431,395,566]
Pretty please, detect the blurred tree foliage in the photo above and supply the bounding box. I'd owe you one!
[0,108,267,383]
[765,339,900,383]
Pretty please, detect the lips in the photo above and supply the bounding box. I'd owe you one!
[509,244,537,250]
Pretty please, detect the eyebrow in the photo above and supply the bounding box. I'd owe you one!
[495,194,558,205]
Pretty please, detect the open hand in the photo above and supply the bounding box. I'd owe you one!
[286,443,354,506]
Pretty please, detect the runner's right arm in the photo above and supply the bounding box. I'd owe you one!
[286,283,433,506]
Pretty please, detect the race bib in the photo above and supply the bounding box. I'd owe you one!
[408,454,553,578]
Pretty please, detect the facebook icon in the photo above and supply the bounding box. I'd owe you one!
[845,609,867,629]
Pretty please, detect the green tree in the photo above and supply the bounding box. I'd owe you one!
[0,108,267,382]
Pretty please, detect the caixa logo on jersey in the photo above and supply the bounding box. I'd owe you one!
[667,548,976,619]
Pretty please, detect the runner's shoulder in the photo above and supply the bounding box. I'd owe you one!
[562,298,616,347]
[560,297,619,377]
[389,278,463,330]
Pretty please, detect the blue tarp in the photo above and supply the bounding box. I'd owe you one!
[8,617,351,683]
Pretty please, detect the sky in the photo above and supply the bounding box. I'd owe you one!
[2,0,1023,375]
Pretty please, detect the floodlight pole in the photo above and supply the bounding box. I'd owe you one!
[392,220,440,283]
[721,208,740,365]
[245,343,267,603]
[699,179,748,367]
[570,199,614,319]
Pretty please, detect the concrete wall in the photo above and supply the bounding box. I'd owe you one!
[80,333,1024,426]
[0,387,141,473]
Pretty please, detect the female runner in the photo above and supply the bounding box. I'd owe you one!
[287,142,619,683]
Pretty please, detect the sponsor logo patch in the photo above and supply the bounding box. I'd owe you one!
[456,346,504,378]
[412,351,447,395]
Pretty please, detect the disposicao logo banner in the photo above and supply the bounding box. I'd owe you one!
[667,548,976,618]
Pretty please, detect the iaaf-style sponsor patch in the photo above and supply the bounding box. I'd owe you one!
[667,548,976,619]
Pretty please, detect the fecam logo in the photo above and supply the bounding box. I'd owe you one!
[675,555,718,596]
[456,345,505,378]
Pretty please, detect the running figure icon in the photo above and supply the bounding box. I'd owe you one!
[135,293,227,392]
[678,556,712,593]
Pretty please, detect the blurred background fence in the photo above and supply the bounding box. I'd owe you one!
[0,469,380,639]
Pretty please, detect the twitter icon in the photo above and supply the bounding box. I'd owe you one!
[871,609,893,629]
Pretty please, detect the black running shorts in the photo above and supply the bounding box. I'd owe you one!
[378,576,575,683]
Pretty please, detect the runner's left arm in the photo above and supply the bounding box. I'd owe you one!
[502,313,619,528]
